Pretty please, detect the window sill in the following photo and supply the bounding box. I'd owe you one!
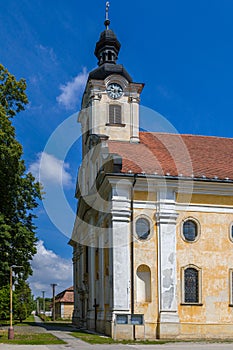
[180,303,203,306]
[105,123,126,127]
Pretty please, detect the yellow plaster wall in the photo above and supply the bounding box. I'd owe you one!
[133,208,158,337]
[63,304,74,319]
[134,191,157,202]
[177,193,233,206]
[114,191,233,339]
[177,210,233,335]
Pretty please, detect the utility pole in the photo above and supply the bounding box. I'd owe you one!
[8,266,13,339]
[42,291,45,314]
[8,265,23,340]
[50,284,57,321]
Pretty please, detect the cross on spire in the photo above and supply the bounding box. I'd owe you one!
[104,1,110,29]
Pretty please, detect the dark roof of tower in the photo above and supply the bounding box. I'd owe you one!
[89,63,132,82]
[94,29,121,59]
[88,9,132,82]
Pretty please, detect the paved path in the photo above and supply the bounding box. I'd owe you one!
[1,316,233,350]
[1,342,233,350]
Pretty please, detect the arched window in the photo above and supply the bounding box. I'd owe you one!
[229,223,233,242]
[183,267,200,304]
[182,219,199,242]
[136,265,151,302]
[109,104,122,124]
[136,218,151,240]
[230,269,233,305]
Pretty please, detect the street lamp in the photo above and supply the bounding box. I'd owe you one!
[8,265,23,340]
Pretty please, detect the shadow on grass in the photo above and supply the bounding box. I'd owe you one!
[26,321,75,332]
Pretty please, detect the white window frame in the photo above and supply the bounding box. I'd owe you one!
[134,215,153,241]
[109,104,122,125]
[229,269,233,306]
[229,223,233,243]
[181,217,201,243]
[181,265,202,305]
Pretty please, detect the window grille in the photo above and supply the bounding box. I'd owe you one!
[109,104,122,124]
[184,268,199,303]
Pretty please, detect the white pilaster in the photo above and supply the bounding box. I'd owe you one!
[98,235,105,317]
[110,181,131,313]
[72,247,79,323]
[72,245,83,326]
[156,189,180,337]
[87,246,95,327]
[90,92,102,134]
[129,96,140,143]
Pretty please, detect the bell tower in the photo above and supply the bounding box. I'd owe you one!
[78,2,144,152]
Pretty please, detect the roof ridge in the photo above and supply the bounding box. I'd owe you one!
[139,131,233,140]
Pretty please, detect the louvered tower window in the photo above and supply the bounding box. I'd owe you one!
[109,104,122,124]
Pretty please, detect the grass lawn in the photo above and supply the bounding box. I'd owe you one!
[0,314,35,326]
[70,331,233,345]
[0,331,66,345]
[14,315,36,326]
[69,331,179,345]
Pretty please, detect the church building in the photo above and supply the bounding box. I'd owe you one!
[70,6,233,340]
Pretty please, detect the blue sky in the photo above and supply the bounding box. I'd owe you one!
[1,0,233,296]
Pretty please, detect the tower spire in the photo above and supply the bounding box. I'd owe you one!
[94,1,121,66]
[90,2,132,82]
[104,2,110,30]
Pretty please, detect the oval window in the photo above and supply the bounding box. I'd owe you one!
[183,220,198,242]
[136,218,150,240]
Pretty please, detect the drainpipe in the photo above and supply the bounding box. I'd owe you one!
[131,174,137,341]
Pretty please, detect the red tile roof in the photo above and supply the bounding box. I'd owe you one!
[108,132,233,180]
[55,286,74,304]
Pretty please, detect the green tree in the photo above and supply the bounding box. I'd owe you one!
[0,286,10,319]
[15,280,34,319]
[15,303,27,323]
[0,64,41,287]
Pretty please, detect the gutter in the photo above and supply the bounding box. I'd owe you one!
[131,174,137,341]
[105,172,233,184]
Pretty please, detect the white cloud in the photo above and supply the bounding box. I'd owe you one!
[56,68,88,110]
[37,44,57,64]
[29,152,73,188]
[29,241,73,297]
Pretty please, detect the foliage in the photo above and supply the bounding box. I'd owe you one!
[15,281,34,322]
[15,303,27,323]
[39,314,51,322]
[0,64,41,287]
[36,296,52,312]
[0,286,11,319]
[0,64,28,118]
[0,281,34,321]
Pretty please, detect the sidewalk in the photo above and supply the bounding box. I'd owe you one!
[1,317,233,350]
[0,315,90,350]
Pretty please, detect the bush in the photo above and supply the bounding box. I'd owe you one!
[16,303,27,323]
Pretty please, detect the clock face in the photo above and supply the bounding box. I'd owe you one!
[107,83,123,99]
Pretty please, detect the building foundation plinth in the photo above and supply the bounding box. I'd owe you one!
[159,311,180,339]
